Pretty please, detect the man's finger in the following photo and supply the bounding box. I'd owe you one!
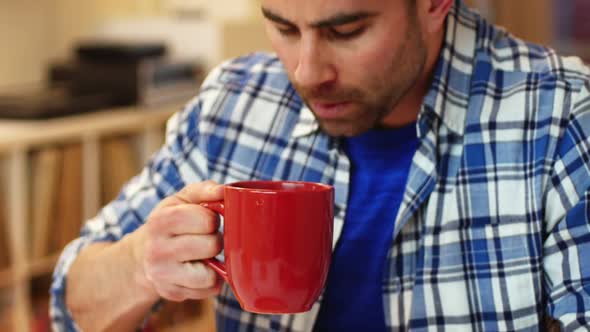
[157,281,221,302]
[160,180,224,208]
[165,234,223,262]
[149,204,220,235]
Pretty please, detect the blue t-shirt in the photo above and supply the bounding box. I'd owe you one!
[314,123,418,331]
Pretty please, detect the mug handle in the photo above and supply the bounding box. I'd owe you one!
[200,201,229,283]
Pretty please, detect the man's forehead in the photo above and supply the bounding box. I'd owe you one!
[260,0,387,23]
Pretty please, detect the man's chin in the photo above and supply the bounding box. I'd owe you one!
[317,120,372,137]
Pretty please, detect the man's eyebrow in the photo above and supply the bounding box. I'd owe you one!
[311,12,378,29]
[261,7,377,29]
[261,7,296,27]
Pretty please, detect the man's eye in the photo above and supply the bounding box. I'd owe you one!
[277,26,299,37]
[329,26,366,40]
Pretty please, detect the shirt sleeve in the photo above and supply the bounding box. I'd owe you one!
[48,94,208,331]
[544,81,590,330]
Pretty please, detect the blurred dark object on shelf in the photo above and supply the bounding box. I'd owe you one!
[0,85,114,119]
[0,40,204,119]
[75,40,167,63]
[66,58,204,107]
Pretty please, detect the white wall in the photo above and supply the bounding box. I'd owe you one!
[0,0,261,89]
[163,0,256,20]
[0,0,56,88]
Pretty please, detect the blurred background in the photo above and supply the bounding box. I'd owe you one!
[0,0,269,89]
[0,0,588,331]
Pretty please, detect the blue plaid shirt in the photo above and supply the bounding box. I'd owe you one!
[51,1,590,331]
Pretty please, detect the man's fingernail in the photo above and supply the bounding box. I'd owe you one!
[208,183,223,193]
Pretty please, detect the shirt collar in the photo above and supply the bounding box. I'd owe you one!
[421,0,478,137]
[292,0,479,139]
[292,104,319,138]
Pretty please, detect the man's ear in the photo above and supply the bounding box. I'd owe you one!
[424,0,453,33]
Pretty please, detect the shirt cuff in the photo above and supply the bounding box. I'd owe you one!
[49,237,94,332]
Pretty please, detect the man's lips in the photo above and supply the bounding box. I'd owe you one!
[309,101,353,120]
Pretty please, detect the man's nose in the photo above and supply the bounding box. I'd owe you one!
[293,39,336,88]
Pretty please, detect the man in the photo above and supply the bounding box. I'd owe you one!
[51,0,590,330]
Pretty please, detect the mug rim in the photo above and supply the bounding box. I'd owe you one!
[226,180,333,194]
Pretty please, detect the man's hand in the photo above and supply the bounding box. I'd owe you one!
[132,180,225,302]
[65,180,225,331]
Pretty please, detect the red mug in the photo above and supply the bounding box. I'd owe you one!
[202,180,334,314]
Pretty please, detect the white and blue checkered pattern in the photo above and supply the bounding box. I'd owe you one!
[51,1,590,330]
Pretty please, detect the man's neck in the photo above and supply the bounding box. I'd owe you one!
[380,27,445,129]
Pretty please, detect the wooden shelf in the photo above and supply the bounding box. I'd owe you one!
[0,104,180,331]
[0,254,63,289]
[28,254,61,279]
[0,104,179,154]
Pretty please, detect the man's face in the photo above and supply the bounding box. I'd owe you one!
[261,0,428,137]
